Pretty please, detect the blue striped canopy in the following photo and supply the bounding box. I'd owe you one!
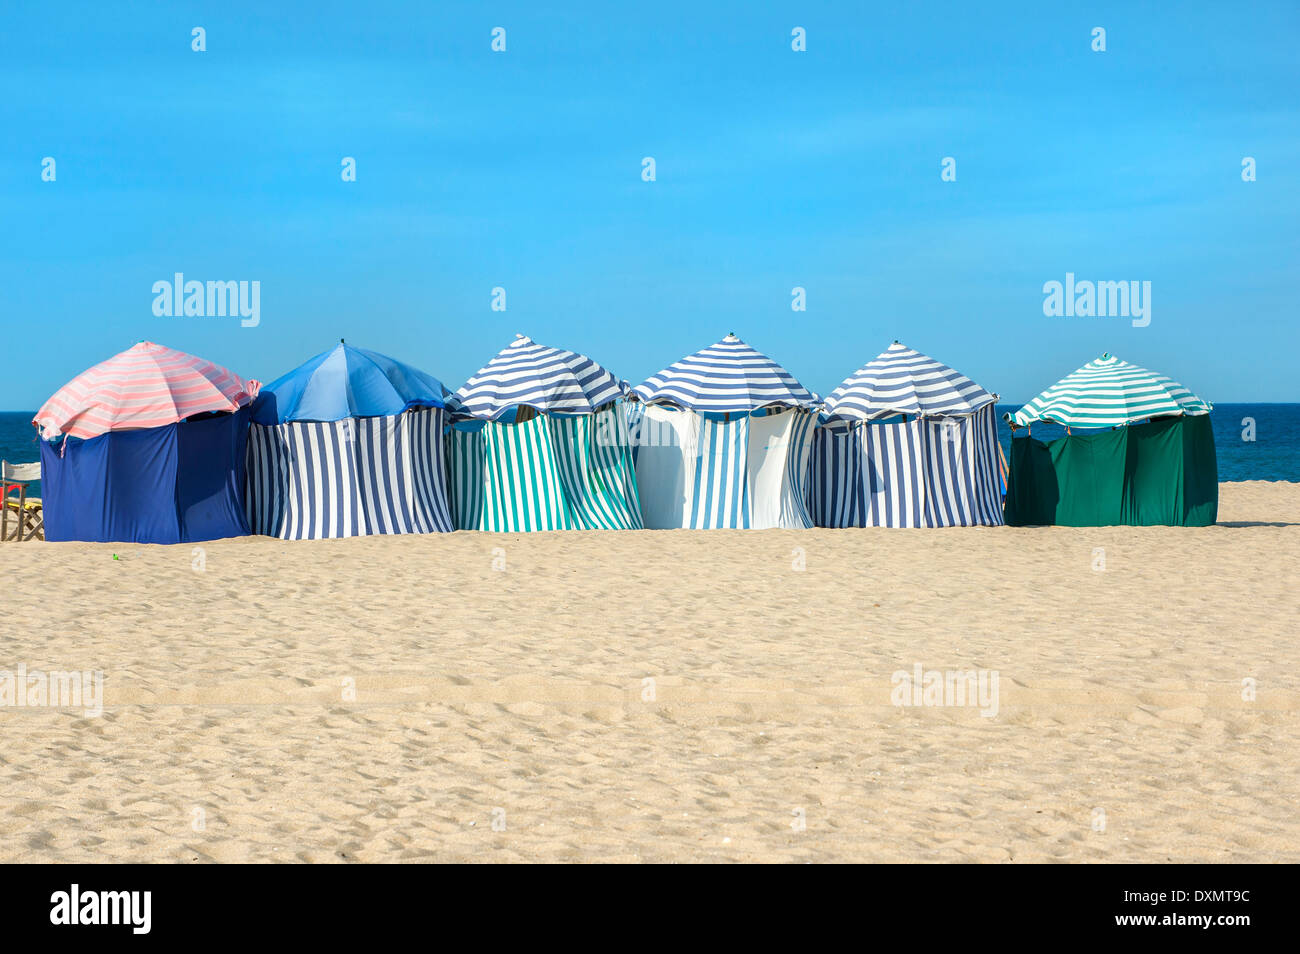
[632,334,816,414]
[251,341,448,425]
[448,334,626,420]
[823,342,997,423]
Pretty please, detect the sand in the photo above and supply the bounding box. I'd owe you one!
[1,480,1297,863]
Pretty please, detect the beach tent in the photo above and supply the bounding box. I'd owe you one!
[446,334,641,531]
[1003,353,1217,526]
[629,334,818,529]
[33,341,257,544]
[245,341,454,539]
[811,342,1004,528]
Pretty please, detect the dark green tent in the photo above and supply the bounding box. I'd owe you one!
[1003,354,1217,527]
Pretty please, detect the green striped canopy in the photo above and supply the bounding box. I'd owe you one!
[1010,353,1211,428]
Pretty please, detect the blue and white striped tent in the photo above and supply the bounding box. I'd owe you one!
[447,334,625,420]
[811,342,1004,528]
[246,342,455,539]
[447,335,642,532]
[630,334,819,529]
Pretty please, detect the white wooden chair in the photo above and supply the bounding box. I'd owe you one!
[1,460,43,541]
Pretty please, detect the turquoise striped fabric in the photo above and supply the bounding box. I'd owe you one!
[550,406,643,530]
[481,414,574,532]
[1011,353,1211,428]
[447,426,486,531]
[447,405,642,532]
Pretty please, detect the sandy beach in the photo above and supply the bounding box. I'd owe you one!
[1,480,1296,863]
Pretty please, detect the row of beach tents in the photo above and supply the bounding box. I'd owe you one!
[30,334,1218,543]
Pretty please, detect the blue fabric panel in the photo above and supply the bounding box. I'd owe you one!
[40,425,182,544]
[176,406,251,542]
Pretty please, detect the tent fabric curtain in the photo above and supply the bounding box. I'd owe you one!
[690,415,750,528]
[481,413,574,531]
[447,426,486,531]
[1004,413,1218,527]
[810,404,1004,528]
[246,407,452,539]
[806,423,863,529]
[921,406,1005,527]
[625,403,696,529]
[448,405,642,532]
[743,409,816,530]
[549,404,643,530]
[176,408,257,542]
[858,417,930,527]
[39,407,251,544]
[631,405,815,530]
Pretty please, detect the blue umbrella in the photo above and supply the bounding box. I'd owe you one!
[252,341,448,424]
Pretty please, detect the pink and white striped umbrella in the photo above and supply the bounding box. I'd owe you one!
[34,341,258,440]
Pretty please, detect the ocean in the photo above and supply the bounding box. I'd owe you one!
[3,404,1298,498]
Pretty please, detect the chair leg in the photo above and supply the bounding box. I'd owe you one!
[15,486,24,543]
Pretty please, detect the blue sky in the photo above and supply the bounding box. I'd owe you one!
[2,1,1297,408]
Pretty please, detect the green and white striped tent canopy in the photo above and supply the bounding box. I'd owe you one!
[1009,353,1212,428]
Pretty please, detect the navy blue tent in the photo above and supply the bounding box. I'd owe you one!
[40,408,252,544]
[32,342,259,544]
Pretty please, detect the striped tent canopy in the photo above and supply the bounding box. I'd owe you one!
[632,334,817,414]
[34,341,257,440]
[448,334,625,420]
[823,342,997,422]
[1010,353,1212,428]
